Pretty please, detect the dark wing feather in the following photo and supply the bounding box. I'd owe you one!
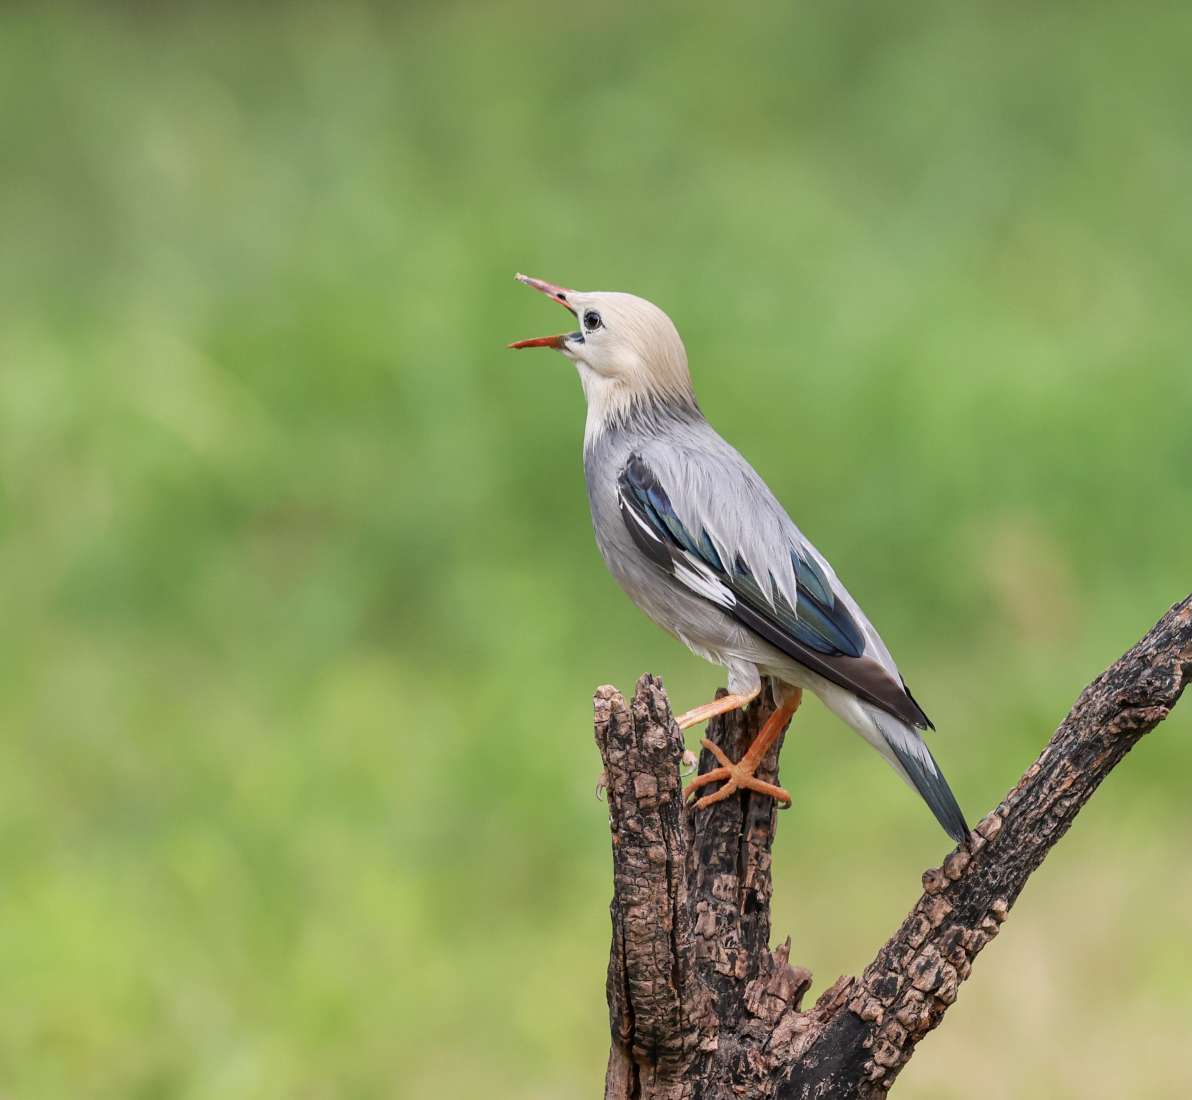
[618,453,932,730]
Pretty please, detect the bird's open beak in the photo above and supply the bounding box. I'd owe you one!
[508,272,578,350]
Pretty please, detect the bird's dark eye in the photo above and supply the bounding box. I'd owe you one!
[583,310,603,332]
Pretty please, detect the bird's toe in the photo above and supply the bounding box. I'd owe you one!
[683,766,730,801]
[740,775,792,807]
[700,737,735,770]
[693,778,740,810]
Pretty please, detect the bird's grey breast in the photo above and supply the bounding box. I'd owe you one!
[582,417,753,660]
[584,425,647,590]
[583,416,712,587]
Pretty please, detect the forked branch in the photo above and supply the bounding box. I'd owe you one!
[594,595,1192,1099]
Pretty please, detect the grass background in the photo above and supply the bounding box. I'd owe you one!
[1,2,1190,1097]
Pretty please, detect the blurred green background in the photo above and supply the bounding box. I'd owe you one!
[2,2,1190,1097]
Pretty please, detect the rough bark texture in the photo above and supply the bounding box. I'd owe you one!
[594,594,1192,1099]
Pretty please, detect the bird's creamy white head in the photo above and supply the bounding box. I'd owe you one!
[560,291,696,447]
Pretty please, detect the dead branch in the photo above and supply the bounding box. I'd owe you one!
[594,594,1192,1098]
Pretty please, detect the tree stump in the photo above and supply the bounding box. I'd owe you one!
[594,594,1192,1098]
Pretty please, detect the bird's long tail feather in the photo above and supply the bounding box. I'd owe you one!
[873,715,969,844]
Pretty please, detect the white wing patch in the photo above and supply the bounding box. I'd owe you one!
[672,556,736,610]
[618,484,737,611]
[620,499,664,545]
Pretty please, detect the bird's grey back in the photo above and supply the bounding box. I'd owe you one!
[582,398,906,693]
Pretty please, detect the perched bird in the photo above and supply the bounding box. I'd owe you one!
[509,274,968,843]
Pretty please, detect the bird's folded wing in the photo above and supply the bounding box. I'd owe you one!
[617,450,933,731]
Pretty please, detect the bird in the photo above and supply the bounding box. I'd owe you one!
[509,273,969,844]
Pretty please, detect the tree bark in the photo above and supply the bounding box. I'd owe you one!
[594,594,1192,1099]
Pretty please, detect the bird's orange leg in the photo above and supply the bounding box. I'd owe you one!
[675,688,760,731]
[684,688,802,810]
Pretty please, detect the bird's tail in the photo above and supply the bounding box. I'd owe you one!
[871,713,969,844]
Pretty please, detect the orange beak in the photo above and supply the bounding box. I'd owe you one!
[509,273,578,350]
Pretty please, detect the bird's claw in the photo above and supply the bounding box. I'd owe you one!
[683,739,791,810]
[680,748,698,776]
[595,769,609,801]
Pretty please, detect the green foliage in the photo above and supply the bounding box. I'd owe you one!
[1,3,1189,1096]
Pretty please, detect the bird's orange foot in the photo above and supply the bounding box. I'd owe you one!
[683,737,791,810]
